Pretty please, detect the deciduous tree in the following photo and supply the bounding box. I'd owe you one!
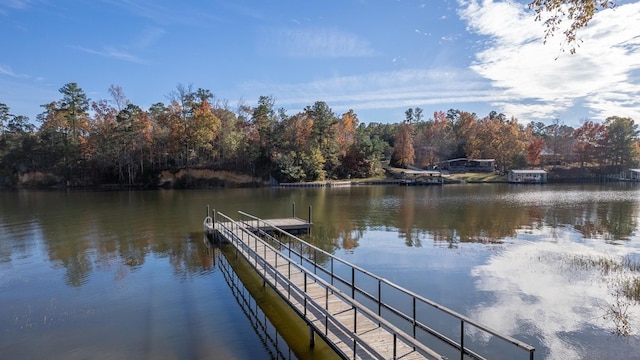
[526,136,546,167]
[603,116,638,168]
[572,120,606,167]
[529,0,615,53]
[392,122,415,167]
[414,111,455,167]
[335,109,358,157]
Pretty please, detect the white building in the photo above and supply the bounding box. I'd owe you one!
[508,169,547,183]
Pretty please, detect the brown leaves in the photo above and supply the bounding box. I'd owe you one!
[528,0,615,54]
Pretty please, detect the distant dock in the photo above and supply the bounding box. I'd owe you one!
[277,181,353,188]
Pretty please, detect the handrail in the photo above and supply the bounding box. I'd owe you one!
[217,211,443,360]
[237,210,535,360]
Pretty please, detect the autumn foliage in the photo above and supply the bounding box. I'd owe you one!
[0,82,638,187]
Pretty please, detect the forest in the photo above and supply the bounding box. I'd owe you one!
[0,82,638,188]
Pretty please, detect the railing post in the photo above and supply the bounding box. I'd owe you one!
[378,279,382,316]
[413,297,416,339]
[353,307,357,333]
[393,333,397,359]
[351,267,355,299]
[325,306,329,335]
[309,326,315,348]
[460,320,465,360]
[308,205,312,235]
[353,338,357,359]
[325,287,329,310]
[331,258,334,285]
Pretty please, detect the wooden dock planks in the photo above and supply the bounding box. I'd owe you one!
[210,218,312,235]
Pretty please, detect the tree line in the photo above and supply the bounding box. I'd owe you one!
[0,82,638,187]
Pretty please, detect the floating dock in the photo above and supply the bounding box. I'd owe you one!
[216,218,312,235]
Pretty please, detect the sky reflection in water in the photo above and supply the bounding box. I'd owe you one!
[325,185,640,359]
[471,226,640,359]
[3,186,640,359]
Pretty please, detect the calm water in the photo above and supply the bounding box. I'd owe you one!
[2,185,640,359]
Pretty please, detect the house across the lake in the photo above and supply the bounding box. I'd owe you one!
[508,169,547,183]
[438,158,495,173]
[620,169,640,181]
[400,170,443,185]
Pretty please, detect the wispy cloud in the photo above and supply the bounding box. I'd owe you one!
[0,64,28,78]
[458,0,640,122]
[72,26,163,65]
[261,27,377,58]
[0,64,17,76]
[0,0,33,10]
[239,67,501,113]
[0,0,36,15]
[130,26,165,49]
[74,45,146,64]
[101,0,223,27]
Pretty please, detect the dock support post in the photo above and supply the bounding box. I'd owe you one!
[308,205,312,224]
[292,202,296,218]
[206,205,210,217]
[309,326,315,348]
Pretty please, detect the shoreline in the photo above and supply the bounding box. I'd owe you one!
[3,166,634,190]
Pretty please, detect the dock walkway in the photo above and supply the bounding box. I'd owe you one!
[204,210,535,360]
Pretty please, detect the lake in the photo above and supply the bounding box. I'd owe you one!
[1,184,640,359]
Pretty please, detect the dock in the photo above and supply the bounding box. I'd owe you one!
[277,180,353,188]
[220,217,312,235]
[203,208,535,360]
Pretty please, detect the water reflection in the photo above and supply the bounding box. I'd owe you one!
[3,185,640,359]
[217,245,297,360]
[470,227,640,359]
[305,185,640,251]
[5,186,637,282]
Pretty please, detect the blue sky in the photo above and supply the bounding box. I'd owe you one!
[1,0,639,126]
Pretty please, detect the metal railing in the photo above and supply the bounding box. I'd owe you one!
[236,211,535,360]
[215,211,443,360]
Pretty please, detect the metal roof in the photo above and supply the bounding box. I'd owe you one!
[401,170,441,175]
[510,169,547,174]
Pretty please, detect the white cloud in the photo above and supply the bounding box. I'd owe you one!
[458,0,640,122]
[262,27,377,58]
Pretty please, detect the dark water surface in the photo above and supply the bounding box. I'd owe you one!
[2,184,640,359]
